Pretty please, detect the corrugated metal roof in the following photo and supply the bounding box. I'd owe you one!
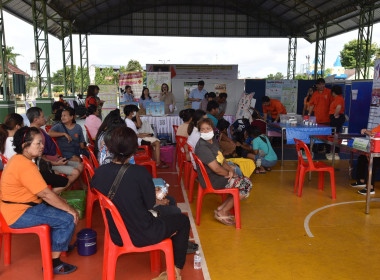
[3,0,380,42]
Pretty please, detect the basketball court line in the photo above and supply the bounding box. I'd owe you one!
[304,200,365,237]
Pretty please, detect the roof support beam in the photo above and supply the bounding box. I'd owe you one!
[313,23,327,80]
[32,0,52,98]
[0,2,9,100]
[355,2,374,80]
[79,34,89,94]
[61,20,75,95]
[287,38,297,80]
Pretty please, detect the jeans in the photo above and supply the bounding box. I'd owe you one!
[227,161,243,177]
[10,203,75,252]
[255,155,277,167]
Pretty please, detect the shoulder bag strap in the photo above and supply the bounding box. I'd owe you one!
[107,164,130,200]
[259,135,270,154]
[61,122,70,134]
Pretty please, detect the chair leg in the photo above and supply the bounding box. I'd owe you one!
[178,160,184,186]
[103,234,110,280]
[196,184,204,226]
[150,250,161,273]
[232,193,241,229]
[106,246,118,280]
[329,169,336,200]
[189,170,196,203]
[174,145,178,167]
[318,171,325,190]
[86,193,95,229]
[3,232,11,265]
[298,168,306,197]
[162,243,176,280]
[38,230,53,280]
[184,163,191,189]
[294,163,300,193]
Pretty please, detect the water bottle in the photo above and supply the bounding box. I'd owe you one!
[156,184,169,200]
[193,251,201,269]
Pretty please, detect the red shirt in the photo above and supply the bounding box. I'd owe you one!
[309,88,332,124]
[262,99,287,119]
[329,95,345,115]
[251,119,267,134]
[85,96,98,108]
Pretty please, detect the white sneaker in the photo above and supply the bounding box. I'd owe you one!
[256,158,261,168]
[325,153,333,160]
[334,153,340,160]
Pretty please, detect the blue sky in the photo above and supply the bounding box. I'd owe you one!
[4,11,380,79]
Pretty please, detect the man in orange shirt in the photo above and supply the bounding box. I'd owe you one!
[262,96,287,122]
[308,78,333,124]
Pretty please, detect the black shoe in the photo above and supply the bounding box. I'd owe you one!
[358,188,375,195]
[187,241,199,254]
[350,181,366,188]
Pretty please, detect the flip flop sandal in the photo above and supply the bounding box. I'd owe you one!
[214,209,234,219]
[254,169,266,174]
[156,163,169,169]
[214,212,235,226]
[264,167,272,171]
[53,262,77,275]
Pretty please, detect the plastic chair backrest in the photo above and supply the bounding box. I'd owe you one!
[176,136,188,162]
[81,155,95,184]
[294,138,315,169]
[44,125,52,133]
[190,151,214,192]
[51,137,62,156]
[173,125,178,135]
[0,209,10,231]
[87,144,99,168]
[1,154,8,165]
[84,125,95,146]
[94,189,135,248]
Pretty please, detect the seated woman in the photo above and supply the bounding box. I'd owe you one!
[250,109,266,134]
[351,125,380,195]
[84,105,102,141]
[49,107,87,162]
[0,113,24,160]
[246,126,278,173]
[177,109,195,137]
[195,118,252,226]
[216,118,236,157]
[187,109,207,150]
[139,87,152,111]
[91,126,190,280]
[0,126,78,274]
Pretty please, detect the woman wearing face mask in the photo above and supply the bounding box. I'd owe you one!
[194,118,252,226]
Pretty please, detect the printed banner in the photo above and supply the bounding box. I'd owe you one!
[214,84,227,95]
[184,82,198,109]
[98,84,118,119]
[119,72,144,101]
[265,80,298,113]
[367,59,380,130]
[147,72,171,101]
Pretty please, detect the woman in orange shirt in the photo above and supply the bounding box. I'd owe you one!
[302,87,314,116]
[0,127,79,274]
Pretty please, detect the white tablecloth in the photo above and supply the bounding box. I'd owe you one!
[140,115,235,143]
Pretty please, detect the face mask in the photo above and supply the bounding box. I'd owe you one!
[132,112,137,117]
[200,131,214,141]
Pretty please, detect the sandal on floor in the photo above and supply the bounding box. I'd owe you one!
[156,163,169,169]
[214,209,234,219]
[187,241,199,254]
[254,169,266,174]
[264,167,272,171]
[214,212,235,226]
[53,262,77,275]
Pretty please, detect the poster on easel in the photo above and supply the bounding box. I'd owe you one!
[147,72,171,102]
[146,102,165,116]
[265,80,298,113]
[119,72,144,102]
[98,84,119,119]
[184,82,198,108]
[367,59,380,131]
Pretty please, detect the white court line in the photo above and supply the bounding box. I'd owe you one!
[304,200,365,237]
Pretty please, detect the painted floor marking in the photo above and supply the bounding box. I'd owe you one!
[304,200,365,237]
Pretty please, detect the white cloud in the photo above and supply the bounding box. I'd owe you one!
[4,11,380,79]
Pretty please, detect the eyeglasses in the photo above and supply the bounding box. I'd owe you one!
[22,127,30,143]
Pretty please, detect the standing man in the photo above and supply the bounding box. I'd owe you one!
[189,80,208,109]
[216,93,228,119]
[262,96,287,122]
[308,78,332,125]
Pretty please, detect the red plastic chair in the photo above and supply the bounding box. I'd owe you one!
[87,144,99,168]
[94,189,175,280]
[135,145,152,161]
[81,155,98,229]
[294,138,336,199]
[172,125,179,166]
[44,125,52,133]
[187,146,198,203]
[0,212,53,280]
[84,125,95,146]
[135,160,157,178]
[176,136,191,187]
[190,151,242,229]
[51,137,62,157]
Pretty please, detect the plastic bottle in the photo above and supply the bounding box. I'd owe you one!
[194,251,201,269]
[156,185,168,200]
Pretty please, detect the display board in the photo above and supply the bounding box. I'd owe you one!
[119,72,143,101]
[368,59,380,131]
[183,82,199,109]
[265,80,298,113]
[146,72,171,101]
[98,84,119,119]
[146,102,165,116]
[235,92,255,120]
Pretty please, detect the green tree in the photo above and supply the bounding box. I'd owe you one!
[340,39,379,69]
[5,46,21,66]
[126,59,143,71]
[266,72,284,79]
[294,74,309,80]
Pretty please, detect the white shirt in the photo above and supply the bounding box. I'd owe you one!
[125,118,142,145]
[187,127,200,150]
[3,137,16,160]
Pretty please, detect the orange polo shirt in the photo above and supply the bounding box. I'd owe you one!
[371,125,380,134]
[309,88,332,124]
[262,99,287,119]
[329,95,345,115]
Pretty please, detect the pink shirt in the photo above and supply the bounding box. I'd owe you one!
[85,115,102,139]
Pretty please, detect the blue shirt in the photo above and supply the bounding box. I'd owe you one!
[51,123,85,159]
[123,93,134,102]
[139,97,152,109]
[207,113,218,127]
[252,135,277,161]
[189,88,207,109]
